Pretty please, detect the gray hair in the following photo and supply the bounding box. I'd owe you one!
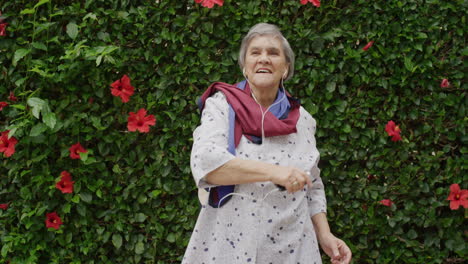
[238,23,295,81]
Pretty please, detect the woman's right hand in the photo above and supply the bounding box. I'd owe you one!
[270,166,312,193]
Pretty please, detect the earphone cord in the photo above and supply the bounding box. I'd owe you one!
[243,73,288,144]
[217,187,281,210]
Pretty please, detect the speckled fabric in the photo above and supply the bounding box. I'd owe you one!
[183,92,326,264]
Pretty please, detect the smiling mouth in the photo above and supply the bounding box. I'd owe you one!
[256,69,272,73]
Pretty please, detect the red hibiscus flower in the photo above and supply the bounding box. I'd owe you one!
[56,171,75,194]
[110,75,134,103]
[127,108,156,133]
[69,142,87,159]
[8,92,17,102]
[0,130,18,157]
[0,101,8,111]
[300,0,321,7]
[440,78,450,88]
[447,184,468,210]
[362,41,374,51]
[0,23,8,37]
[0,203,9,210]
[385,120,402,142]
[379,199,393,207]
[195,0,224,8]
[45,212,63,230]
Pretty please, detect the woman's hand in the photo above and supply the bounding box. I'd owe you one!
[318,232,352,264]
[269,166,312,193]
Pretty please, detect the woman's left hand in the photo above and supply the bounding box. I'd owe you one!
[318,232,352,264]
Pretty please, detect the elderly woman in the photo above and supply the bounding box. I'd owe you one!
[183,23,352,264]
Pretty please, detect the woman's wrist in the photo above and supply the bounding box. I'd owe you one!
[311,212,332,242]
[317,230,333,243]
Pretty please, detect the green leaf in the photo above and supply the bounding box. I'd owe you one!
[96,55,103,66]
[79,192,93,203]
[71,195,80,203]
[343,124,352,133]
[15,77,28,87]
[1,243,10,257]
[137,194,147,204]
[150,190,162,197]
[34,0,50,9]
[43,112,57,129]
[62,203,71,214]
[135,242,144,255]
[404,57,416,73]
[10,104,26,110]
[91,116,106,130]
[27,97,47,119]
[112,234,122,249]
[79,151,89,162]
[166,233,176,243]
[66,22,79,39]
[82,156,96,165]
[13,49,31,66]
[32,42,48,51]
[30,123,48,137]
[326,81,336,93]
[20,8,35,15]
[135,213,147,223]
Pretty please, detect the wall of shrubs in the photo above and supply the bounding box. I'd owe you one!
[0,0,466,263]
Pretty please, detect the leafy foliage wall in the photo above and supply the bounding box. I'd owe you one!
[0,0,466,263]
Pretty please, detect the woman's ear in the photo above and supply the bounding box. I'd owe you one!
[283,68,288,79]
[283,64,290,79]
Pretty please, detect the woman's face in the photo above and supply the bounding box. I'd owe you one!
[244,35,289,91]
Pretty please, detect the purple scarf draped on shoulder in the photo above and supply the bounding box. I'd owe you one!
[197,80,301,207]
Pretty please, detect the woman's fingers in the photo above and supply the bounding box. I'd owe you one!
[286,168,310,193]
[305,171,313,188]
[339,240,352,263]
[333,239,352,264]
[272,166,313,193]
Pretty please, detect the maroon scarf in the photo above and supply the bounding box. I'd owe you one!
[198,82,300,146]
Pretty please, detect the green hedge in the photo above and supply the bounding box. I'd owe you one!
[0,0,466,263]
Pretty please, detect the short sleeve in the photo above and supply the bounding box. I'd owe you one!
[190,92,236,188]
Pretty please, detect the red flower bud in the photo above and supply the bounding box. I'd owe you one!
[379,199,393,207]
[195,0,224,8]
[362,41,374,51]
[8,92,17,102]
[440,78,450,88]
[0,22,8,37]
[0,101,8,111]
[300,0,321,7]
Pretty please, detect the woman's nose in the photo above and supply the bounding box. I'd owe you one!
[258,52,270,64]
